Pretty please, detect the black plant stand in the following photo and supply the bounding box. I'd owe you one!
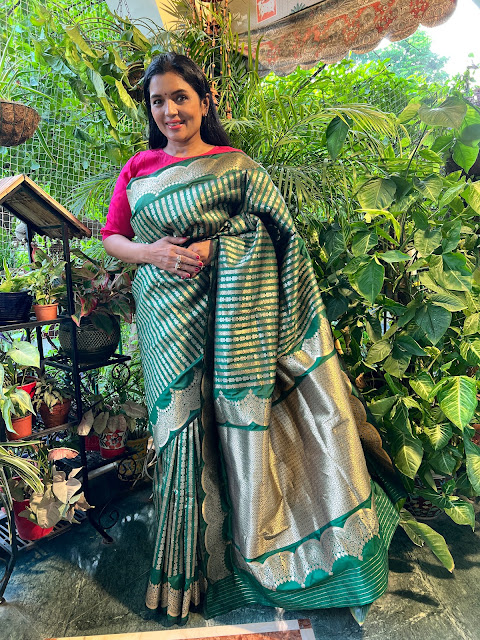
[0,175,130,603]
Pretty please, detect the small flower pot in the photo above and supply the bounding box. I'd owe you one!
[13,499,53,540]
[32,303,58,322]
[7,414,33,441]
[85,433,100,451]
[39,399,71,428]
[99,429,127,459]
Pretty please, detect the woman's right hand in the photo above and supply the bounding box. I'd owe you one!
[144,236,204,279]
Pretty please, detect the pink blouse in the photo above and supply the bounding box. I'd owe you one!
[101,146,241,240]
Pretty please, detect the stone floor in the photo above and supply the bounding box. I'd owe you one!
[1,474,479,640]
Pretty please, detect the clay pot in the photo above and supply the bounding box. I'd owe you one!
[39,399,71,429]
[32,303,58,322]
[13,499,53,540]
[0,101,40,147]
[7,414,33,441]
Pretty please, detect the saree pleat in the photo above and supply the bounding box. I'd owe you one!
[129,152,401,623]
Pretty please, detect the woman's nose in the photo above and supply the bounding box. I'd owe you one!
[164,99,178,116]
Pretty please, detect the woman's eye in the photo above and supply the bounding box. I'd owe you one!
[177,95,187,102]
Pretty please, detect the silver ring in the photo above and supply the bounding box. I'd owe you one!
[174,255,182,271]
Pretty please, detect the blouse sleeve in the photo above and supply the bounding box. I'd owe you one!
[101,155,138,240]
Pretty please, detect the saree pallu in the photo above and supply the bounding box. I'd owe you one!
[127,151,399,624]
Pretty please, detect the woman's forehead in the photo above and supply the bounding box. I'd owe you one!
[149,72,194,96]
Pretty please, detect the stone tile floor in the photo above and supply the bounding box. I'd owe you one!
[1,477,479,640]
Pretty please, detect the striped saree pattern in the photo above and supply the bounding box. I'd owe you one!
[127,152,399,624]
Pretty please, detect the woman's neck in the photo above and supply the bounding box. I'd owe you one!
[163,141,216,158]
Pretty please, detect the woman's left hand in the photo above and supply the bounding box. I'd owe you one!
[189,240,213,272]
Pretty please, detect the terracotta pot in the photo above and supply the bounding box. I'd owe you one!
[32,303,58,321]
[13,499,53,540]
[39,399,71,428]
[0,101,40,147]
[99,429,127,459]
[85,433,100,451]
[7,414,33,441]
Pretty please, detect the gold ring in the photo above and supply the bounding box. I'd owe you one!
[174,255,182,271]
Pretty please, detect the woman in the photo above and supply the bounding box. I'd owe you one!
[102,52,400,625]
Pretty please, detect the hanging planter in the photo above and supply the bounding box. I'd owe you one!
[0,101,40,147]
[58,313,120,364]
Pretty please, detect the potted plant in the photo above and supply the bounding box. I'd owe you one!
[28,248,66,321]
[0,259,34,323]
[33,375,74,429]
[0,34,42,147]
[1,341,40,440]
[78,395,146,459]
[6,445,92,540]
[56,251,135,364]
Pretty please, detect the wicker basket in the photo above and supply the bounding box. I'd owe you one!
[0,291,32,323]
[0,100,40,147]
[58,314,120,364]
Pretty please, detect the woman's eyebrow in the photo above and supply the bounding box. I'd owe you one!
[150,90,186,99]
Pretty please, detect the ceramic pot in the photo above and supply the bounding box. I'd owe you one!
[39,399,71,428]
[32,303,58,321]
[13,499,53,540]
[99,429,127,459]
[0,101,40,147]
[7,414,33,441]
[17,381,36,399]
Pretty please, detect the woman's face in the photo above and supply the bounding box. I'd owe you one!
[149,72,209,148]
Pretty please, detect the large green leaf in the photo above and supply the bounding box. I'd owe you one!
[398,101,420,124]
[6,341,40,369]
[439,183,467,209]
[430,252,472,292]
[413,175,443,201]
[460,123,480,147]
[464,312,480,335]
[428,449,457,475]
[464,436,480,494]
[415,305,451,345]
[464,182,480,215]
[409,371,435,401]
[365,340,392,365]
[414,227,442,257]
[383,349,411,378]
[423,423,453,450]
[437,376,477,429]
[428,293,466,312]
[326,116,349,160]
[377,250,410,263]
[444,499,476,529]
[452,141,479,172]
[369,396,396,418]
[400,509,454,572]
[391,431,423,479]
[460,338,480,365]
[418,96,467,129]
[351,230,378,257]
[349,256,384,304]
[395,334,427,356]
[65,25,96,57]
[357,178,396,210]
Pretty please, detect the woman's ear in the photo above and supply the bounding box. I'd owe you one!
[202,94,210,117]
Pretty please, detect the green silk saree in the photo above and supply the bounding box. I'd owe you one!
[127,151,399,624]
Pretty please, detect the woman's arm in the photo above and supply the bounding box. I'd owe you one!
[103,234,204,279]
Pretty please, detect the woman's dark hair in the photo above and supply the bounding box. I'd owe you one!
[143,52,231,149]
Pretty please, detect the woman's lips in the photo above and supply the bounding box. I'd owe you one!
[166,121,183,129]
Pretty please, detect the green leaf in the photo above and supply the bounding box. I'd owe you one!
[6,341,40,369]
[464,182,480,215]
[452,140,479,172]
[413,175,443,201]
[414,227,442,257]
[428,449,457,475]
[395,334,427,356]
[439,183,467,209]
[464,312,480,335]
[461,338,480,365]
[429,293,467,312]
[398,101,420,124]
[400,509,454,572]
[437,376,477,429]
[441,252,472,292]
[357,178,397,210]
[369,396,396,418]
[415,305,451,345]
[445,499,476,529]
[460,123,480,146]
[365,340,392,365]
[351,230,378,257]
[410,371,435,401]
[377,250,410,263]
[348,257,384,304]
[391,431,423,479]
[423,423,453,450]
[365,316,383,342]
[114,79,139,120]
[464,436,480,494]
[418,96,467,129]
[326,116,349,160]
[65,25,96,57]
[418,149,443,164]
[384,350,411,378]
